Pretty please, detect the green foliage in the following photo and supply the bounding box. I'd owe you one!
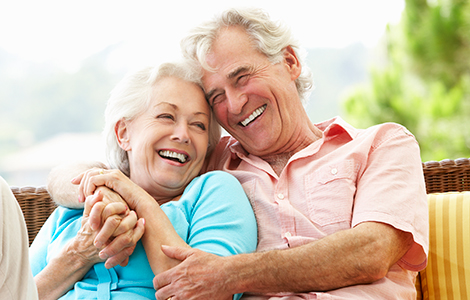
[342,0,470,162]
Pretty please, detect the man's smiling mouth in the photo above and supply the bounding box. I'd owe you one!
[240,104,266,127]
[159,150,188,163]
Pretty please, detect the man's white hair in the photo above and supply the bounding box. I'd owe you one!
[181,7,314,104]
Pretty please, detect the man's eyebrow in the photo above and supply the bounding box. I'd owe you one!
[227,66,251,80]
[205,66,252,100]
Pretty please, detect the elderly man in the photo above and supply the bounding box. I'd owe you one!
[152,8,428,300]
[51,7,428,300]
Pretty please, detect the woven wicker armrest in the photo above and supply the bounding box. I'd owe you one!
[11,186,56,246]
[422,157,470,194]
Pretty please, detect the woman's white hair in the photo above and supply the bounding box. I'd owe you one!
[180,7,314,104]
[104,62,221,176]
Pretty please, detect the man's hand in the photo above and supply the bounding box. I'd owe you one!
[154,246,233,300]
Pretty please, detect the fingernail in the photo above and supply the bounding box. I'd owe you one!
[99,251,108,260]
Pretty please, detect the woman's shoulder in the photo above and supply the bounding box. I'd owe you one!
[189,171,240,188]
[199,170,236,180]
[180,171,245,205]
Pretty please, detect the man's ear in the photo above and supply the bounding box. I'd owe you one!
[283,46,302,81]
[115,119,131,151]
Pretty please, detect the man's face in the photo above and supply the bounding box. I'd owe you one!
[202,26,304,157]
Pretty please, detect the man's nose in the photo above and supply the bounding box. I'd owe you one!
[226,88,248,115]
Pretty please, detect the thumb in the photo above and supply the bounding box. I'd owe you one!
[161,245,195,261]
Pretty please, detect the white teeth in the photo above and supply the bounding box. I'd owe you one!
[159,150,187,163]
[241,105,266,127]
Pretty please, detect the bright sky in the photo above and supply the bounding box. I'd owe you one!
[0,0,405,72]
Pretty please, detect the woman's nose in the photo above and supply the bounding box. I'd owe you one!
[171,124,190,144]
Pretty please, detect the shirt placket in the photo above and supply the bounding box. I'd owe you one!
[275,176,296,247]
[94,264,118,299]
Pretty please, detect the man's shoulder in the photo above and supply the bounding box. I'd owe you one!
[360,122,416,142]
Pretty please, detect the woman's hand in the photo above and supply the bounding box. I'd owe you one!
[33,202,124,300]
[83,187,145,269]
[72,168,144,210]
[64,208,107,267]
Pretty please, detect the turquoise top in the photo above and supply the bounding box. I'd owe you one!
[30,171,257,300]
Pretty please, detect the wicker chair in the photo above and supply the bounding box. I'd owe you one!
[11,186,56,247]
[11,158,470,299]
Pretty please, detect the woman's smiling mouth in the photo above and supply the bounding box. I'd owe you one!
[158,150,189,163]
[240,104,266,127]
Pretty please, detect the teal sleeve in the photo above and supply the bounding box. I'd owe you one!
[185,171,257,257]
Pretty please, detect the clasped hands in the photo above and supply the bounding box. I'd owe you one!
[71,168,145,269]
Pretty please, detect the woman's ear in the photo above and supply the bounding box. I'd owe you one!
[115,119,131,151]
[283,46,301,81]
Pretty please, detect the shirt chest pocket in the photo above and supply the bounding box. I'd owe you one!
[305,160,359,227]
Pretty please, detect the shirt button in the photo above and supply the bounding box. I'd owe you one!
[277,193,285,200]
[331,168,338,175]
[284,232,292,238]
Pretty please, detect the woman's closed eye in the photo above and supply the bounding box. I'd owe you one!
[157,113,175,121]
[192,122,207,131]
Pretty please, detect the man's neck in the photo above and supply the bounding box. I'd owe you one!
[262,123,323,176]
[263,152,293,176]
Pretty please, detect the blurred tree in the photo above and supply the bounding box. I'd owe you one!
[343,0,470,161]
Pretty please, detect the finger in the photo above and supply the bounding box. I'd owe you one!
[161,245,195,261]
[104,246,134,269]
[80,168,105,201]
[71,171,86,202]
[101,202,129,222]
[109,210,136,237]
[82,171,99,199]
[154,272,172,296]
[99,218,145,264]
[93,209,135,248]
[71,172,85,185]
[94,214,122,248]
[119,257,129,268]
[88,201,106,231]
[84,190,103,217]
[78,169,94,202]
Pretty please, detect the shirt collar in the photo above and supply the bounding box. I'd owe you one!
[315,116,356,141]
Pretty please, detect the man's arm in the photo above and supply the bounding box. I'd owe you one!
[47,161,107,208]
[154,221,413,299]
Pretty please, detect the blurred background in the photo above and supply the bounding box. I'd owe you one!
[1,0,469,187]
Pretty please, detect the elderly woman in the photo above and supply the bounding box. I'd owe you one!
[29,62,257,300]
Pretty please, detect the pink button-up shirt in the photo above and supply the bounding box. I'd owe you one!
[205,117,429,299]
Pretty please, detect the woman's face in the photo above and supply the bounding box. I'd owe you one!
[118,76,210,199]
